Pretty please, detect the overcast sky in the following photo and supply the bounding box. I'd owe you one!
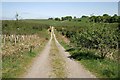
[2,2,118,20]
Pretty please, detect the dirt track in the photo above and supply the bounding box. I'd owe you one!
[23,27,96,78]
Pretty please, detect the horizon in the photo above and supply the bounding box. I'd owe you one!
[2,2,118,20]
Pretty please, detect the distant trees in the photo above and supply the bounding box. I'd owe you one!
[73,16,77,21]
[48,16,73,21]
[48,14,120,23]
[48,17,60,21]
[74,16,76,19]
[81,15,89,18]
[15,13,19,21]
[89,14,120,23]
[110,14,119,23]
[89,16,103,23]
[48,18,53,20]
[102,14,111,23]
[61,17,64,21]
[55,17,60,21]
[61,16,72,21]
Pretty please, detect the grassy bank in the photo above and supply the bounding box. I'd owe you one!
[55,31,119,78]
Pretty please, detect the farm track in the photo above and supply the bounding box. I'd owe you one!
[23,27,96,78]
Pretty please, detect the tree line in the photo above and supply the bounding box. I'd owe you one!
[48,14,120,23]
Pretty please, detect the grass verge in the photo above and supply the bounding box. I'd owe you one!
[55,31,119,78]
[49,38,66,78]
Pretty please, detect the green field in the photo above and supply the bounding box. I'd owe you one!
[2,14,119,78]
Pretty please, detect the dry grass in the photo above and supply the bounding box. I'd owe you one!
[2,30,50,78]
[49,38,66,78]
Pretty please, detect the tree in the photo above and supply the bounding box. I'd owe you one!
[73,16,77,21]
[48,18,53,20]
[103,14,109,17]
[74,16,76,19]
[118,16,120,23]
[66,16,72,20]
[61,17,66,21]
[55,17,60,21]
[61,16,72,21]
[81,15,88,18]
[15,13,19,21]
[89,16,96,22]
[102,14,111,23]
[110,14,118,23]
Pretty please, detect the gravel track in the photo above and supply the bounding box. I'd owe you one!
[23,27,96,78]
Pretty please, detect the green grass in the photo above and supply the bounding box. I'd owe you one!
[54,31,70,49]
[56,31,119,78]
[80,58,118,78]
[69,49,119,78]
[2,39,48,78]
[49,38,66,78]
[2,51,34,78]
[2,20,50,35]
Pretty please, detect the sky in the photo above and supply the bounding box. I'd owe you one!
[2,2,119,20]
[1,0,120,2]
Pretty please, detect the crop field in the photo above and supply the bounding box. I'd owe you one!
[2,20,50,78]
